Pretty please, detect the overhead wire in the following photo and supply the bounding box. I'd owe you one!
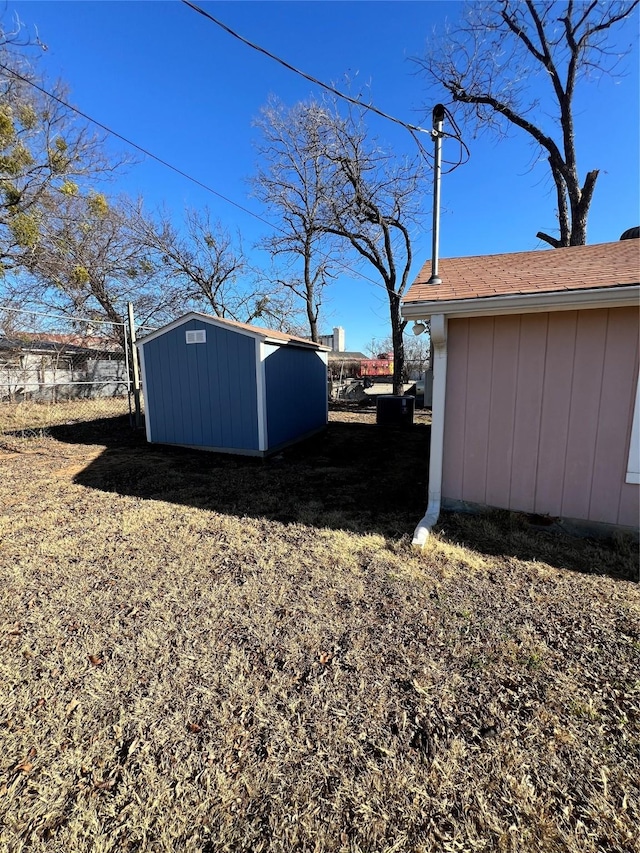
[0,62,277,230]
[441,106,470,173]
[0,62,391,292]
[1,7,471,294]
[181,0,431,136]
[180,0,471,172]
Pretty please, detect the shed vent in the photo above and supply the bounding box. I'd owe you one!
[186,329,206,344]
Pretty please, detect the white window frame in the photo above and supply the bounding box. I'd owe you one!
[626,370,640,484]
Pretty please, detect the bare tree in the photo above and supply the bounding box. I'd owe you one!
[134,206,302,331]
[254,98,426,394]
[323,106,426,395]
[415,1,639,247]
[253,98,342,342]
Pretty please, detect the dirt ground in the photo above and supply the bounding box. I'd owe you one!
[1,404,638,852]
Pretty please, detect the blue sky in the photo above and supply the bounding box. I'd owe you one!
[6,0,640,353]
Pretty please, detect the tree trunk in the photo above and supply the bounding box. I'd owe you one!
[416,2,635,253]
[389,294,405,396]
[304,244,320,342]
[307,302,318,343]
[569,169,599,246]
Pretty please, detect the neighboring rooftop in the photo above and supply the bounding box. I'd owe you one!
[404,239,640,305]
[0,334,119,354]
[327,351,368,361]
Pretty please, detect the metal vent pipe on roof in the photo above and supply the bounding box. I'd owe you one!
[428,104,445,286]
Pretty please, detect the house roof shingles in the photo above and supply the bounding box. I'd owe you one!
[404,239,640,305]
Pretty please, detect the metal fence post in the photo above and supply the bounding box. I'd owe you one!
[127,302,142,428]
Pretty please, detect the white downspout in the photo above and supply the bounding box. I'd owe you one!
[412,313,448,548]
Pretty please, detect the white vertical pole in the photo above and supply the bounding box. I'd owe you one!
[428,104,445,285]
[127,302,142,428]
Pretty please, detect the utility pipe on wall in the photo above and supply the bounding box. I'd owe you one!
[428,104,445,285]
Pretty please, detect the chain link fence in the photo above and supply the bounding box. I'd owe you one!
[0,305,134,438]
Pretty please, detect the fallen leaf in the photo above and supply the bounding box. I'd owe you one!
[16,762,33,774]
[65,698,80,717]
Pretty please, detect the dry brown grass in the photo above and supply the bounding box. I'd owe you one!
[0,398,132,438]
[1,404,638,852]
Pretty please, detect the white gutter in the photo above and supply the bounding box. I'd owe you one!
[412,313,447,548]
[402,284,640,321]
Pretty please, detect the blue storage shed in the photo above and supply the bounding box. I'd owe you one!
[136,313,329,456]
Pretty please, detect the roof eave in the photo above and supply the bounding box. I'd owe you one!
[401,284,640,321]
[135,311,328,351]
[263,337,331,351]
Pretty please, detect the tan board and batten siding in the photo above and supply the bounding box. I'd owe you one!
[402,239,640,533]
[443,308,639,527]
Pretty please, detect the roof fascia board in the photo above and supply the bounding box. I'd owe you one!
[277,337,331,351]
[401,285,640,321]
[135,312,218,347]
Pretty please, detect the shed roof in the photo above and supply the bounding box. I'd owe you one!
[137,312,330,350]
[404,239,640,305]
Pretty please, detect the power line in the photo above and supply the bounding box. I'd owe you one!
[0,66,373,278]
[181,0,432,137]
[0,62,276,230]
[0,304,119,325]
[0,61,392,293]
[180,0,470,171]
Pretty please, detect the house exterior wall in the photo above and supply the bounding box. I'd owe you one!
[263,344,328,450]
[442,307,640,528]
[1,350,127,401]
[142,319,260,452]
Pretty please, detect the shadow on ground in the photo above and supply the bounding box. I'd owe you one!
[48,412,431,539]
[437,508,639,583]
[47,412,638,581]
